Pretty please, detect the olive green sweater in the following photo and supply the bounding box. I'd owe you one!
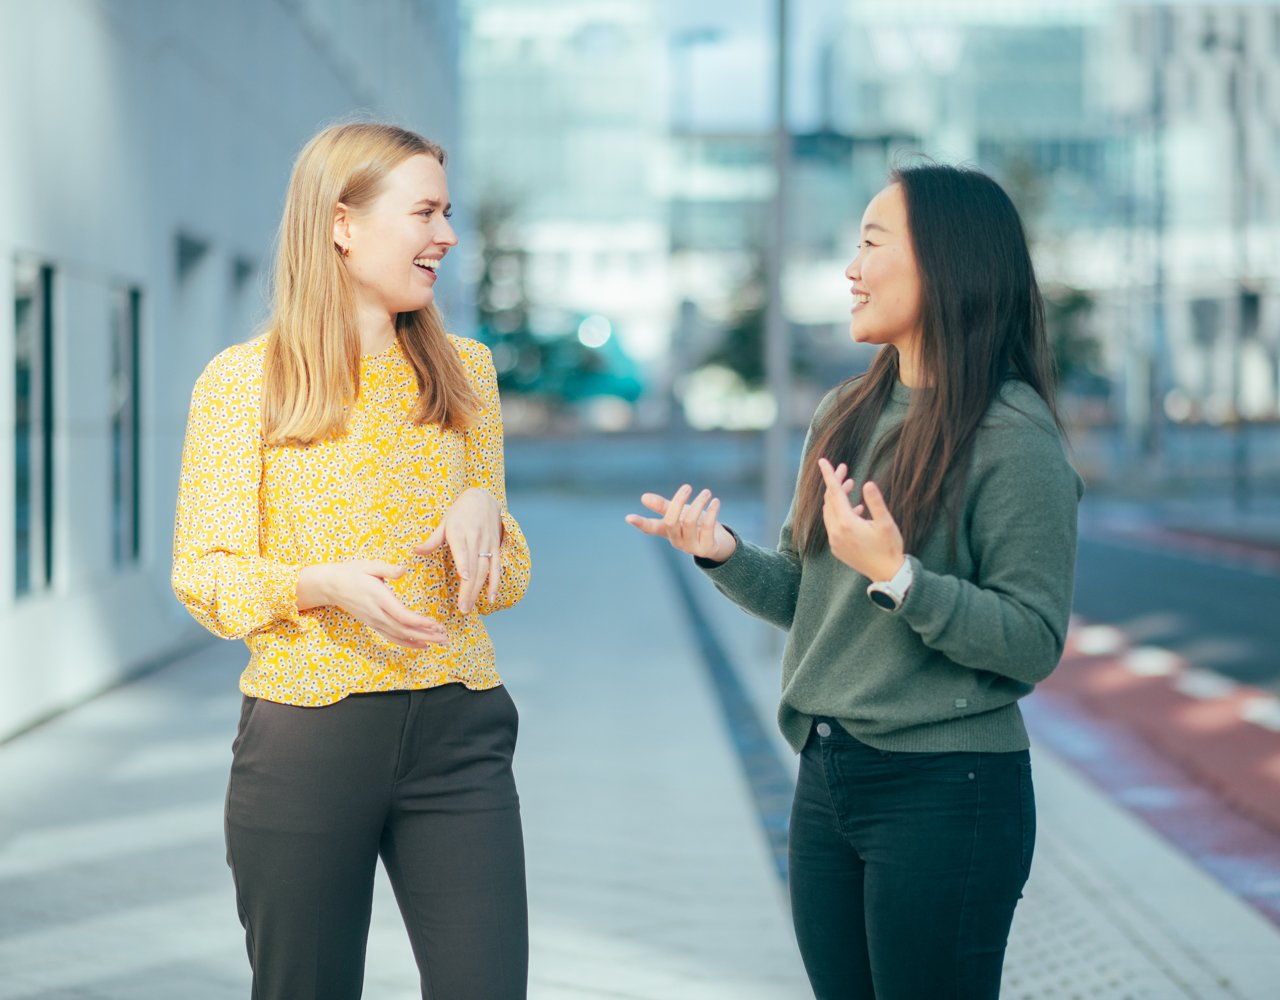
[700,380,1083,754]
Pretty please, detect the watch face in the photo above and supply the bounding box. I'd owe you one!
[868,588,898,610]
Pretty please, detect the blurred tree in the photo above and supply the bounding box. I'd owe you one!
[474,192,529,336]
[698,253,807,388]
[1043,283,1103,387]
[999,154,1106,389]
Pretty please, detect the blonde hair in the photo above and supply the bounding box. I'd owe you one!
[262,122,478,445]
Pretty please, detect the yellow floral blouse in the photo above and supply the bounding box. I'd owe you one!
[171,334,531,707]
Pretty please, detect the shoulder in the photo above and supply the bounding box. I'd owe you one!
[974,381,1082,493]
[447,335,500,405]
[448,333,495,372]
[810,375,862,428]
[196,335,267,394]
[981,380,1059,439]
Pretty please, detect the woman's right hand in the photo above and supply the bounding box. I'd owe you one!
[296,562,448,649]
[625,484,737,563]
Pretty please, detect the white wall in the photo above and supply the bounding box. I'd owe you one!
[0,0,461,739]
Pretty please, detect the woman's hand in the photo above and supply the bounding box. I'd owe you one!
[625,484,737,563]
[413,487,503,614]
[818,457,905,581]
[297,561,448,648]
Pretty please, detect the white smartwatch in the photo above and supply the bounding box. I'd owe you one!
[866,558,914,613]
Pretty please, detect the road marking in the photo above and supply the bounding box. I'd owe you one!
[1242,697,1280,733]
[1122,646,1181,677]
[1174,668,1239,700]
[1074,623,1126,656]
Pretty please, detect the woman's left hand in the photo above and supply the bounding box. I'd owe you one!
[414,487,503,613]
[818,457,905,582]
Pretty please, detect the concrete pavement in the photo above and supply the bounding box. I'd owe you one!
[2,488,1280,998]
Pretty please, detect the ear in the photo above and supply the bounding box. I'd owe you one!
[333,202,352,251]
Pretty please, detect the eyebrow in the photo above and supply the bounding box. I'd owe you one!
[412,198,451,212]
[862,222,889,235]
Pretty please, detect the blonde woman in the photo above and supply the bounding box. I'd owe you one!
[172,123,531,1000]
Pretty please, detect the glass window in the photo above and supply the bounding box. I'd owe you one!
[109,287,141,566]
[14,260,54,597]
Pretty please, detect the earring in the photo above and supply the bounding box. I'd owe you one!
[336,243,351,258]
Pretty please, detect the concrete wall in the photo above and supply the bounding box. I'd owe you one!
[0,0,461,739]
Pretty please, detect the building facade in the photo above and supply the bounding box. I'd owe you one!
[0,0,460,739]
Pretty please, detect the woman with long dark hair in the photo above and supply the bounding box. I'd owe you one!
[628,163,1082,998]
[172,122,531,999]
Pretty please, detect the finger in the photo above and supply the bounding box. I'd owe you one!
[625,514,669,536]
[699,497,722,548]
[486,550,502,604]
[413,525,445,555]
[640,493,670,515]
[455,547,484,612]
[822,470,856,511]
[449,534,474,583]
[861,481,893,523]
[461,545,497,613]
[684,488,712,530]
[378,598,447,644]
[817,458,843,491]
[459,568,484,614]
[663,484,693,529]
[359,560,406,580]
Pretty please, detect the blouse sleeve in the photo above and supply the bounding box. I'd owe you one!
[171,349,303,639]
[462,343,531,614]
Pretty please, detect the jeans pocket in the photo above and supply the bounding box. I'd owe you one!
[1018,761,1037,877]
[879,748,982,783]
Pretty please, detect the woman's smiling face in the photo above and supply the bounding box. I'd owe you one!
[335,153,457,318]
[845,183,923,358]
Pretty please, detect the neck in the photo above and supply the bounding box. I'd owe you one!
[896,339,923,388]
[355,297,397,355]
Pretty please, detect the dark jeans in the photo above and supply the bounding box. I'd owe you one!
[788,718,1034,1000]
[225,684,527,1000]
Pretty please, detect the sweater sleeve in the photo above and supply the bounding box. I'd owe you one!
[459,341,531,615]
[171,348,303,640]
[899,418,1083,684]
[697,518,803,631]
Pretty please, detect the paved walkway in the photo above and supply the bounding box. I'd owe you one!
[2,489,1279,998]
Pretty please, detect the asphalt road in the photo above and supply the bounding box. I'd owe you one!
[1072,529,1280,695]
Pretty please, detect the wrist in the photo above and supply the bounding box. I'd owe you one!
[866,556,913,613]
[713,528,737,562]
[296,564,333,611]
[871,556,907,583]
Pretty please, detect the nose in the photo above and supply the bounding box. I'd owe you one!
[437,217,458,248]
[845,255,860,281]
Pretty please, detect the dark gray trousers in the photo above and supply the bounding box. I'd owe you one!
[225,683,527,1000]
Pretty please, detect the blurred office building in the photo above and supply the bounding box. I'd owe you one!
[1102,1,1280,434]
[668,1,1120,425]
[463,0,668,426]
[0,0,460,740]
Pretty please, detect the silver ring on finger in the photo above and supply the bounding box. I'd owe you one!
[477,551,494,559]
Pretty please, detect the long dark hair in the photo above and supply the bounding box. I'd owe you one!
[793,163,1061,556]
